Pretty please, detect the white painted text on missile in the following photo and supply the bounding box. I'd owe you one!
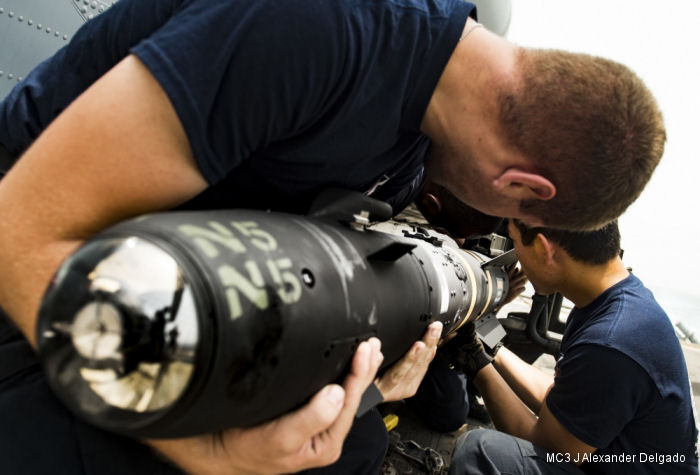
[178,220,302,319]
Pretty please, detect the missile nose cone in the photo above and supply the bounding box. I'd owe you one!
[38,236,203,427]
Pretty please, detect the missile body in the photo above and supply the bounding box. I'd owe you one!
[37,204,508,438]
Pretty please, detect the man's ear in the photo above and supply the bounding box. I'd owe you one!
[418,191,442,221]
[534,232,557,265]
[493,169,556,201]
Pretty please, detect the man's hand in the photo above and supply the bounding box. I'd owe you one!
[440,321,492,380]
[375,321,442,402]
[149,338,384,475]
[503,265,528,306]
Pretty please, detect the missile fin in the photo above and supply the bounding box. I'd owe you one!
[481,248,518,269]
[367,241,416,262]
[308,189,393,224]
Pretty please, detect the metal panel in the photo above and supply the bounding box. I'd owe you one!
[0,0,117,100]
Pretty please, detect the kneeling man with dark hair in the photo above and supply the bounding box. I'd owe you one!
[449,220,698,474]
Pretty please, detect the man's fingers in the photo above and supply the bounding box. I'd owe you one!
[321,338,383,443]
[410,322,442,368]
[344,338,384,403]
[426,321,442,348]
[385,341,423,386]
[267,339,383,468]
[376,322,441,401]
[414,322,440,366]
[271,383,346,452]
[426,321,442,340]
[392,322,441,377]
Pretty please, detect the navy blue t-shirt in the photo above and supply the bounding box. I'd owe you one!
[546,274,699,474]
[0,0,476,214]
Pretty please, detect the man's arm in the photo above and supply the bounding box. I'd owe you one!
[491,346,553,413]
[0,53,441,472]
[0,54,378,473]
[471,364,538,437]
[453,322,595,463]
[473,363,596,464]
[0,54,207,345]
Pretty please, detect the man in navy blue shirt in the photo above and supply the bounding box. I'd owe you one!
[0,0,668,472]
[449,220,699,474]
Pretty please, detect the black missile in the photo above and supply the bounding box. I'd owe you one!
[36,191,510,438]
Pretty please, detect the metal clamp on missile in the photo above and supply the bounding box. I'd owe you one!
[36,189,510,438]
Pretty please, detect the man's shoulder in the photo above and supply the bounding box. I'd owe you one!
[581,274,668,331]
[570,278,688,399]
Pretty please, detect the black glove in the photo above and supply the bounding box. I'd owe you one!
[441,322,493,380]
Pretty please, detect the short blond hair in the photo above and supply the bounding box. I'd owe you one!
[499,49,666,230]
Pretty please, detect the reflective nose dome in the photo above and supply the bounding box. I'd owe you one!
[38,236,201,419]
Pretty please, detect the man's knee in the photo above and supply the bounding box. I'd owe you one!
[450,428,534,475]
[449,429,497,474]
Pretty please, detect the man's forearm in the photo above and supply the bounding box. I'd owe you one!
[0,235,82,347]
[492,347,553,413]
[472,364,538,439]
[0,156,85,346]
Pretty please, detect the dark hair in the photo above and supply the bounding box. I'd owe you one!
[512,219,621,265]
[499,49,666,230]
